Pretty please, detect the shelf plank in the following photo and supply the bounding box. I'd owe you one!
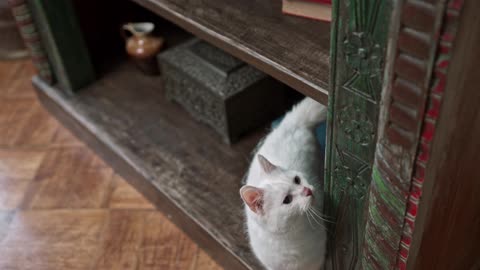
[131,0,330,104]
[33,62,265,270]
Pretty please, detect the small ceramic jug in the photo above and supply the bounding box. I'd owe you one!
[121,22,164,75]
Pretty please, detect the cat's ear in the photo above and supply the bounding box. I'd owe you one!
[257,154,277,174]
[240,185,264,214]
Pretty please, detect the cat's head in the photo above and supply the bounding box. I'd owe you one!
[240,155,317,233]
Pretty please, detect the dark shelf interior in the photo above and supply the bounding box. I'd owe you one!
[34,60,273,269]
[133,0,331,104]
[72,0,330,104]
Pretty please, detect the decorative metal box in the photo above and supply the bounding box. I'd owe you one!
[158,39,294,144]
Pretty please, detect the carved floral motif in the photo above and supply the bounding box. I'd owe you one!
[334,165,369,199]
[343,32,383,76]
[327,1,390,269]
[338,105,375,146]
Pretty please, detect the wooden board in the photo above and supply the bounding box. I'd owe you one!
[409,0,480,268]
[130,0,330,104]
[9,0,53,82]
[324,1,394,268]
[372,0,468,268]
[28,0,95,92]
[33,61,266,270]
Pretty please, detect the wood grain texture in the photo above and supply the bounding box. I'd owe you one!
[0,60,37,99]
[0,210,14,242]
[0,59,222,270]
[360,0,464,269]
[0,149,45,209]
[130,0,330,104]
[49,124,84,147]
[23,147,114,209]
[396,1,466,269]
[0,210,107,270]
[0,97,58,147]
[0,244,103,270]
[107,174,155,209]
[2,210,107,246]
[94,210,146,270]
[408,0,480,269]
[325,1,393,268]
[33,60,265,270]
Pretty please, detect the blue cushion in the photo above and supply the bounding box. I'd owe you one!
[271,118,327,151]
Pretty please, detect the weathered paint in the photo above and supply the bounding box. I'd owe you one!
[325,1,393,269]
[358,0,466,269]
[397,1,465,268]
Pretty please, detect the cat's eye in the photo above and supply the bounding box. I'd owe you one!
[283,195,292,204]
[294,176,300,185]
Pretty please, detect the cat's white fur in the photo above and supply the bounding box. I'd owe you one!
[240,98,327,270]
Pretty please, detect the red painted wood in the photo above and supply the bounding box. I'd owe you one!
[396,1,465,267]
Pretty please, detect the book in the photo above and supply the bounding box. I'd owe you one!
[282,0,332,22]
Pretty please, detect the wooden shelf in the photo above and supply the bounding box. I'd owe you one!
[131,0,330,104]
[33,61,266,270]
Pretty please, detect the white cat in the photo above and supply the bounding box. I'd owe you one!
[240,97,327,270]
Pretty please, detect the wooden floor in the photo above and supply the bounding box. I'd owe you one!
[0,60,222,270]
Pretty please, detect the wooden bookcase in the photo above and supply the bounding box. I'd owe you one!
[11,0,480,269]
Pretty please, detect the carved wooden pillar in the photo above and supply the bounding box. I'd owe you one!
[326,0,468,269]
[360,0,465,269]
[326,1,394,269]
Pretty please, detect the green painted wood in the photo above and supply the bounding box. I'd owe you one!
[28,0,95,92]
[325,0,394,269]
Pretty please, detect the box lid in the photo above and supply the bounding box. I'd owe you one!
[159,39,267,98]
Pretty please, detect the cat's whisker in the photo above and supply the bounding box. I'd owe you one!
[306,210,316,226]
[307,209,321,225]
[305,211,315,229]
[308,205,336,220]
[308,207,333,224]
[311,179,323,187]
[309,207,335,224]
[311,212,331,225]
[310,207,334,221]
[307,209,328,231]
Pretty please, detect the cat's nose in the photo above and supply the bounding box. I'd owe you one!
[302,187,313,197]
